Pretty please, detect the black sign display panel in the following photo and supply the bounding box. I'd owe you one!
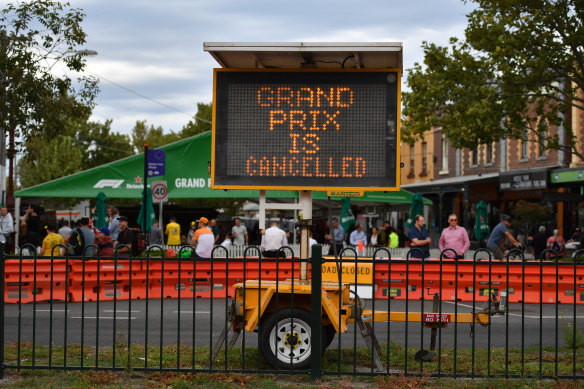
[212,69,400,191]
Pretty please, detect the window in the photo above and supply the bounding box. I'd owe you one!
[422,142,427,172]
[409,145,415,173]
[471,147,478,165]
[521,127,528,159]
[486,143,493,163]
[441,137,449,171]
[538,120,547,157]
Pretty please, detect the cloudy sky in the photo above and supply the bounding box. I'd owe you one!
[66,0,474,135]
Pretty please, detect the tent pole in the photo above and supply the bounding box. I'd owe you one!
[159,202,163,232]
[14,197,20,253]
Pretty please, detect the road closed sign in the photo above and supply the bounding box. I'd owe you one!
[151,181,168,203]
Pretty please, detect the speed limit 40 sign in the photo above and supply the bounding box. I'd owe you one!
[151,181,168,203]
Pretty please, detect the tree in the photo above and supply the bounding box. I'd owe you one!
[131,120,180,152]
[180,102,212,138]
[402,0,584,161]
[511,200,552,236]
[0,0,99,146]
[18,117,132,185]
[68,119,133,168]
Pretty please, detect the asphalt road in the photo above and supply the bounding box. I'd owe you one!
[4,298,584,353]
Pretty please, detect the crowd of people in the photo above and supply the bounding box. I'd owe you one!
[2,202,583,262]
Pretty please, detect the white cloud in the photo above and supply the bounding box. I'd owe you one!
[65,0,476,134]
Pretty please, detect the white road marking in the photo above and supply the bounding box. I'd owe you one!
[72,316,136,320]
[173,311,210,314]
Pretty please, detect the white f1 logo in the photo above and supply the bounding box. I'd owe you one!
[93,179,124,189]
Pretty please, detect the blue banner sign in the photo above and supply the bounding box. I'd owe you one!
[147,149,165,177]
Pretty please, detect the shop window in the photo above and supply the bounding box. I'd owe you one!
[521,127,528,160]
[538,120,547,157]
[421,142,428,174]
[441,136,449,173]
[408,144,415,178]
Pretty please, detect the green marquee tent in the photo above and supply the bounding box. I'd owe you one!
[15,131,431,206]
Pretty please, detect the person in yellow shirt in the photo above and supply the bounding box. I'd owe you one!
[389,227,399,248]
[165,216,181,246]
[41,225,64,256]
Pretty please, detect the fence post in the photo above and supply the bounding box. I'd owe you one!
[0,243,5,379]
[310,245,322,380]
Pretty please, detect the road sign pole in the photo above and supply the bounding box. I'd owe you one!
[143,144,148,232]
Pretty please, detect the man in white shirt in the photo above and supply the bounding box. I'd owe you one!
[309,230,317,258]
[350,224,367,247]
[0,206,14,249]
[261,221,288,258]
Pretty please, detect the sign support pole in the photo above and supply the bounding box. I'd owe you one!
[143,144,148,233]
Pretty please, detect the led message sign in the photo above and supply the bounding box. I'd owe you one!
[211,69,400,191]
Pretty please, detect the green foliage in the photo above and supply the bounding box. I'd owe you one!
[19,135,83,188]
[511,200,552,235]
[131,120,180,152]
[403,0,583,161]
[0,0,99,149]
[180,102,212,138]
[563,322,584,349]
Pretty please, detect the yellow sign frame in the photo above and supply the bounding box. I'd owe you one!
[211,68,401,192]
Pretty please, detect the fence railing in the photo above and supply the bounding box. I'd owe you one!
[1,243,583,379]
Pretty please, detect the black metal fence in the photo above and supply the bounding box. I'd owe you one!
[1,243,583,380]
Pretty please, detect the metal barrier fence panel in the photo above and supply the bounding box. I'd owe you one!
[0,243,583,379]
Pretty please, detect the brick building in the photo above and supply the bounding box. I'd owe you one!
[401,107,584,240]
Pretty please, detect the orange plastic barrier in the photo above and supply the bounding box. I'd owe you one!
[148,259,305,300]
[4,259,69,303]
[4,257,583,304]
[68,259,148,302]
[373,258,584,304]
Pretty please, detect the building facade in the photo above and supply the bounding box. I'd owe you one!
[401,109,584,242]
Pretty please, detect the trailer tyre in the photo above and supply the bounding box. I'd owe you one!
[260,308,320,370]
[324,324,336,348]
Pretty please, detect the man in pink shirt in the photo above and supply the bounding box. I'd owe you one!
[439,214,470,259]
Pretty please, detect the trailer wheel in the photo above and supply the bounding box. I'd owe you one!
[324,324,336,348]
[260,308,319,370]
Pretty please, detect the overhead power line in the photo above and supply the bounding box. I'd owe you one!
[89,71,213,125]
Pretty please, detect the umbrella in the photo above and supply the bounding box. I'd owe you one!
[405,192,424,228]
[95,192,108,229]
[474,200,489,242]
[137,188,156,232]
[340,197,355,232]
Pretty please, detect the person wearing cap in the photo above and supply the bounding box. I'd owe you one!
[165,216,181,247]
[41,225,64,256]
[114,216,135,256]
[487,214,522,260]
[187,221,197,244]
[66,217,97,256]
[191,217,214,258]
[97,227,114,257]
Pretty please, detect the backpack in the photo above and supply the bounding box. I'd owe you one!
[67,228,85,255]
[131,227,146,256]
[552,240,561,253]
